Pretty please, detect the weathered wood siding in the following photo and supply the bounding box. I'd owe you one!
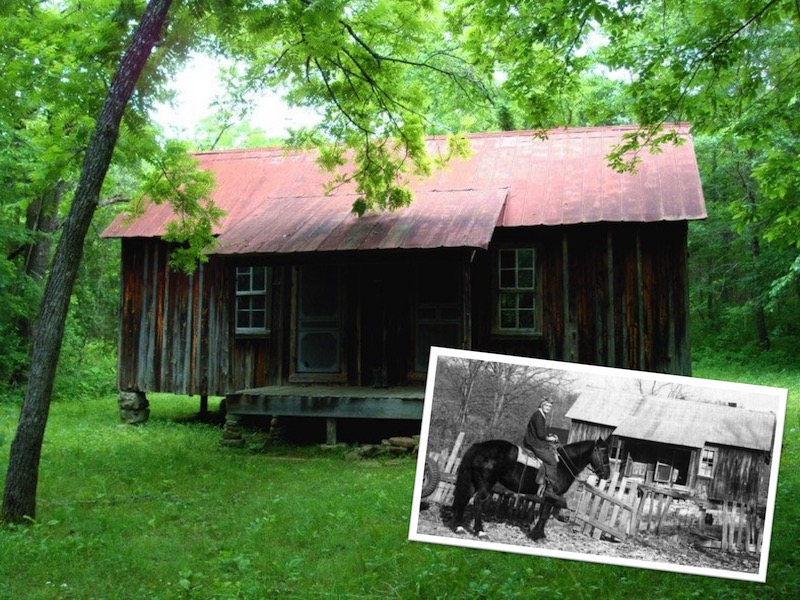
[118,238,237,395]
[704,446,770,505]
[475,221,691,375]
[116,221,692,397]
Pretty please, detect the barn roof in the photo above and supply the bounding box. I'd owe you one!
[102,125,706,254]
[566,391,775,451]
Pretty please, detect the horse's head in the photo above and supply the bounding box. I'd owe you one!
[590,436,612,480]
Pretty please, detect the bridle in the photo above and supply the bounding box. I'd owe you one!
[559,442,610,483]
[590,443,611,479]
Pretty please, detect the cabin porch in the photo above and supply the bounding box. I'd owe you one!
[224,384,426,444]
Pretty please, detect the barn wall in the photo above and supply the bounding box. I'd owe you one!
[118,238,239,396]
[117,241,469,395]
[705,445,770,505]
[117,220,693,397]
[477,221,692,375]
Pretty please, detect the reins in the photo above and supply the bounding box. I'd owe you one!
[558,442,609,484]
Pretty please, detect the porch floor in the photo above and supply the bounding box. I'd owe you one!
[225,384,426,421]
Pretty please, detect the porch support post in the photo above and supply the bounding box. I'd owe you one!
[463,253,473,349]
[326,418,337,445]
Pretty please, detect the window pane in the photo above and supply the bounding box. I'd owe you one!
[518,309,534,329]
[518,292,534,309]
[499,292,516,309]
[500,309,516,328]
[518,269,534,289]
[518,249,534,268]
[235,266,271,333]
[251,310,266,329]
[236,269,251,292]
[252,266,266,292]
[251,295,266,310]
[500,250,516,269]
[500,270,516,288]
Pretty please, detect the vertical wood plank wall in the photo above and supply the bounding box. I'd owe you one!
[481,221,691,375]
[116,221,692,397]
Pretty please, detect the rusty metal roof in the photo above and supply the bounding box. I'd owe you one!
[567,391,775,451]
[102,125,706,254]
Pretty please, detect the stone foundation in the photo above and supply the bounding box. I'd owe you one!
[118,390,150,424]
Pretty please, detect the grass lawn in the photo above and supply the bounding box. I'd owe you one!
[1,365,798,599]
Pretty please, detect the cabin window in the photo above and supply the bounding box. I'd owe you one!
[496,248,540,334]
[414,265,461,372]
[296,265,341,373]
[235,266,271,334]
[699,447,716,478]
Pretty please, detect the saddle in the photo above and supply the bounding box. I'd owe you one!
[515,445,543,470]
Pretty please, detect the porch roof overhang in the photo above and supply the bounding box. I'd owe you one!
[612,417,708,449]
[213,187,508,254]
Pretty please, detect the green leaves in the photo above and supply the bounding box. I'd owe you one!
[131,140,223,273]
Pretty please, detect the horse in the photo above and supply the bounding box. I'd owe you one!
[451,436,611,541]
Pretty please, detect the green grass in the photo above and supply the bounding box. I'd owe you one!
[1,366,798,600]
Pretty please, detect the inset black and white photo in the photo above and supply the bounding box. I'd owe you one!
[409,348,786,583]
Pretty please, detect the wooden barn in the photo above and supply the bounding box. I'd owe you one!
[565,391,776,504]
[102,125,707,441]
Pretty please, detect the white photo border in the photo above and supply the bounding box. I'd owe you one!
[408,347,787,583]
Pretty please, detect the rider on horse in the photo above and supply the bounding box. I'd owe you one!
[523,398,567,507]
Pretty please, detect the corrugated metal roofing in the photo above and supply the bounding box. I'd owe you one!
[566,391,775,451]
[102,124,707,254]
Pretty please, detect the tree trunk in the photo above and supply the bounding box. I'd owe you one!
[8,182,67,384]
[750,236,770,350]
[2,0,174,524]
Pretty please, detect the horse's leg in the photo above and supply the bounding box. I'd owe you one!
[473,488,491,537]
[529,500,554,541]
[451,462,476,533]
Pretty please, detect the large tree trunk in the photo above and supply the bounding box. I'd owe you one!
[2,0,174,524]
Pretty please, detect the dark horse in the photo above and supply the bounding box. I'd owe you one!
[451,437,611,540]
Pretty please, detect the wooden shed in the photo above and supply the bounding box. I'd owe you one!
[102,125,707,439]
[566,391,776,504]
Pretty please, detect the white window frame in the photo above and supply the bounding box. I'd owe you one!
[235,266,270,335]
[698,447,716,478]
[495,247,540,335]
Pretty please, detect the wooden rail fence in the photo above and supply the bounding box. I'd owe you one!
[572,472,636,541]
[425,434,764,554]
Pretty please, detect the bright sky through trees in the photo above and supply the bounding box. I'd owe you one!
[153,54,319,140]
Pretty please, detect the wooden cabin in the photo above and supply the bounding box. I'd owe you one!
[565,391,776,504]
[102,125,707,441]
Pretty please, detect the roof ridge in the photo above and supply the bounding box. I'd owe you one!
[191,123,694,157]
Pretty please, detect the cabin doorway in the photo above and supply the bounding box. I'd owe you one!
[621,440,692,486]
[413,264,462,372]
[295,265,342,374]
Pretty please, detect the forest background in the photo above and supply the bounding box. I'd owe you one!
[0,0,797,519]
[0,1,797,595]
[2,0,796,406]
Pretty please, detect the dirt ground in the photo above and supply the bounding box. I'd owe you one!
[413,500,761,576]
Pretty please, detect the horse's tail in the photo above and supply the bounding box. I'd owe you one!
[451,443,480,524]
